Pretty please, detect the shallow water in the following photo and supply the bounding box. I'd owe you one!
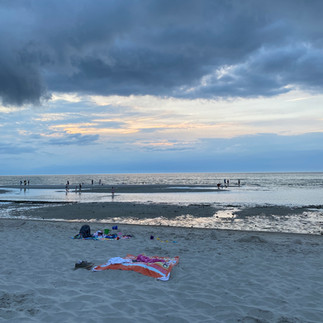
[1,172,323,188]
[1,172,322,234]
[1,185,322,207]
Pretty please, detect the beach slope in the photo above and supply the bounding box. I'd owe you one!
[0,217,322,322]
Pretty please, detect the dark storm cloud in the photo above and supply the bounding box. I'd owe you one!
[1,0,323,106]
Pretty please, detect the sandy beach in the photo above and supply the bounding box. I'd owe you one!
[0,202,322,322]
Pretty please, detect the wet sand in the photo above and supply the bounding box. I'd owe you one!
[21,201,219,221]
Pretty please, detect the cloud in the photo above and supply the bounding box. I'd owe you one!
[47,133,99,146]
[199,132,323,155]
[0,143,33,154]
[1,0,323,106]
[1,131,322,174]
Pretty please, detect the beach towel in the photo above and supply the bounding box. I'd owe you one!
[72,234,132,240]
[73,228,133,240]
[92,254,179,281]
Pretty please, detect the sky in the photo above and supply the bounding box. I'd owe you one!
[1,0,323,175]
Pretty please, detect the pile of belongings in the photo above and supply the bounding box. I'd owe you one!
[92,254,179,281]
[73,225,132,240]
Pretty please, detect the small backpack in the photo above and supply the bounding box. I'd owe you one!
[79,225,92,238]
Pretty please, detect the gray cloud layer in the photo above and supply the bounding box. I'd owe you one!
[1,0,323,105]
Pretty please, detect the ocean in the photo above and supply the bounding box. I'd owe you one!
[0,172,322,234]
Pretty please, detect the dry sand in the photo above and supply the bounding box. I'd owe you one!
[0,205,322,322]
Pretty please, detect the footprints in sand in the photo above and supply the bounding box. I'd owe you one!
[1,220,322,322]
[0,292,39,319]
